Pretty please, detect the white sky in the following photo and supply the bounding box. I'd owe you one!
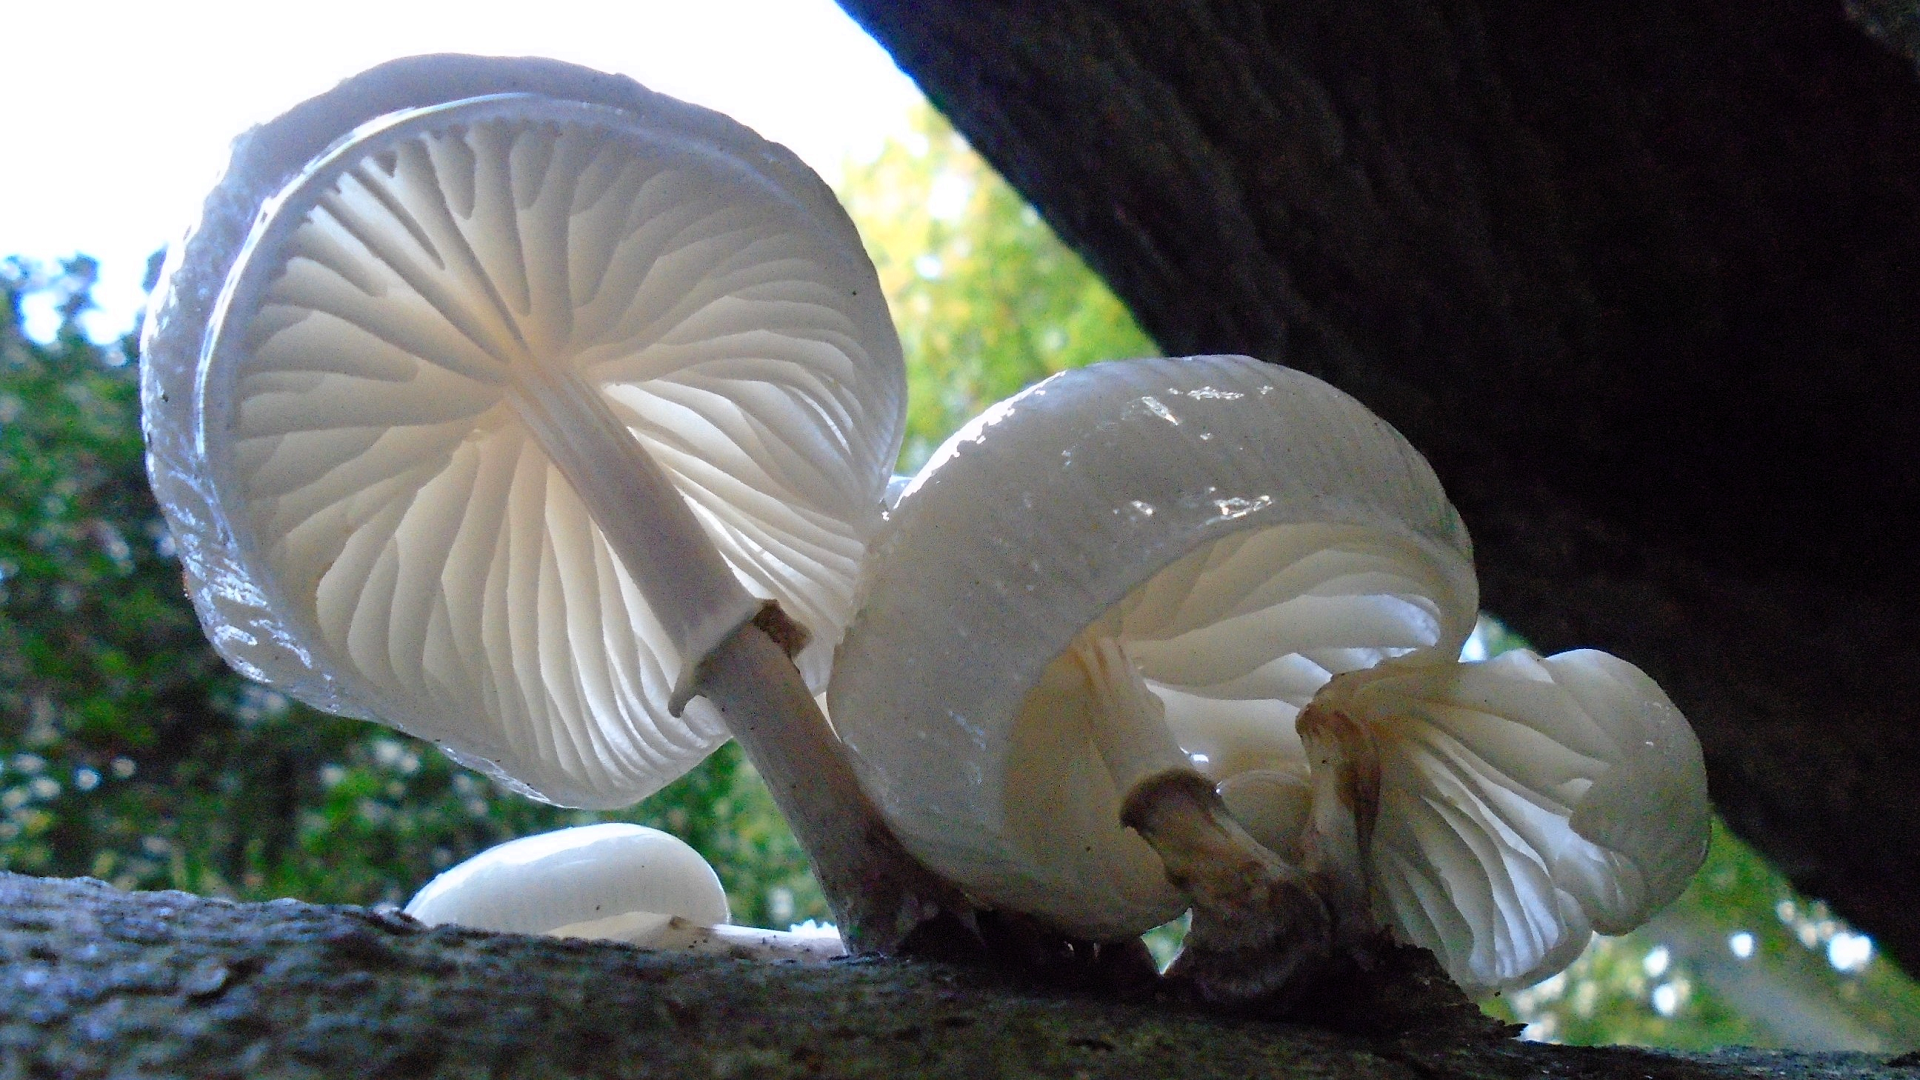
[1,0,922,340]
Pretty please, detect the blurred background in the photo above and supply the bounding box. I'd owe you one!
[2,0,1915,1052]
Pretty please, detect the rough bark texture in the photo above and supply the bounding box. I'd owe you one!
[833,0,1920,975]
[4,872,1917,1078]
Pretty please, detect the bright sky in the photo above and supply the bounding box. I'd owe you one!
[1,0,922,341]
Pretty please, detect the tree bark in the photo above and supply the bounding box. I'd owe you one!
[4,872,1916,1078]
[835,0,1920,976]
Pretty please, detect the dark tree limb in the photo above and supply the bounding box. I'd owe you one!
[835,0,1920,974]
[3,872,1915,1077]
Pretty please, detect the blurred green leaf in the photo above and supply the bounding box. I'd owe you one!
[837,107,1158,469]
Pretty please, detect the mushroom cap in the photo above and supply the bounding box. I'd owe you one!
[1319,647,1710,993]
[404,822,730,934]
[142,55,904,807]
[828,355,1476,937]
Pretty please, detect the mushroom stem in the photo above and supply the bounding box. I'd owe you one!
[1072,635,1193,794]
[1124,772,1333,1005]
[1074,634,1334,1004]
[504,348,954,951]
[692,607,967,953]
[1296,695,1384,950]
[549,910,849,964]
[505,357,761,684]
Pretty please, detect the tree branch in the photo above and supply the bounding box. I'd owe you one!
[1,872,1912,1077]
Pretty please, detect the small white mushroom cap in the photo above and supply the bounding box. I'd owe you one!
[404,822,729,935]
[1310,647,1711,993]
[828,355,1478,938]
[142,56,904,808]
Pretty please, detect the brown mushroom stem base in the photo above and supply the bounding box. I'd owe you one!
[691,609,970,955]
[1296,697,1385,952]
[1122,770,1335,1007]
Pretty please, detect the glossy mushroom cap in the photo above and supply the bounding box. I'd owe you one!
[828,355,1477,938]
[405,822,729,935]
[143,55,904,808]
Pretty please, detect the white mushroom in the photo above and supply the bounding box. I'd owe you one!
[829,354,1709,999]
[1297,646,1710,992]
[141,55,950,947]
[406,823,845,962]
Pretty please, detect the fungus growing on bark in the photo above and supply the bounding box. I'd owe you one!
[140,54,950,949]
[136,52,1705,993]
[406,823,845,962]
[830,355,1709,1001]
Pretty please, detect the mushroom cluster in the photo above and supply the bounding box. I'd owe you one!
[143,53,1710,1008]
[831,355,1711,999]
[141,53,952,951]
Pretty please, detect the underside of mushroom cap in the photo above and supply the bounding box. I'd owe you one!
[1315,648,1711,993]
[828,355,1476,938]
[142,56,904,808]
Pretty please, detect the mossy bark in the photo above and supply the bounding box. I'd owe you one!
[2,872,1914,1078]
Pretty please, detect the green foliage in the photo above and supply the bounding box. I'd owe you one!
[837,107,1158,469]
